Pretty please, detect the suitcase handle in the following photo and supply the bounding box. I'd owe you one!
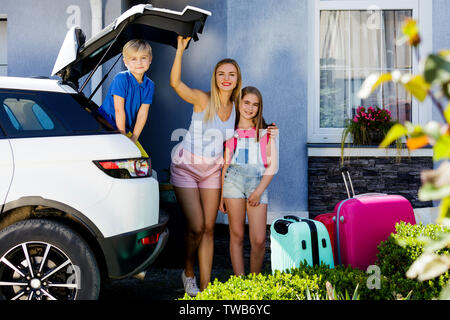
[354,193,387,198]
[340,169,387,199]
[284,215,301,222]
[340,167,355,199]
[273,220,293,235]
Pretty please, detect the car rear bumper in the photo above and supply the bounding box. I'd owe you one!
[99,209,170,279]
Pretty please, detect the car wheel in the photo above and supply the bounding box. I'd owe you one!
[0,219,100,300]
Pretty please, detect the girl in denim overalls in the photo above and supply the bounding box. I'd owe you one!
[220,86,278,276]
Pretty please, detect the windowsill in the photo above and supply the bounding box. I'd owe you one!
[307,144,433,157]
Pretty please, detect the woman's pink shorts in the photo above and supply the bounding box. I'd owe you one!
[170,145,223,189]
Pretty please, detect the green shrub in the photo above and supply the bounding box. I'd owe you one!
[182,222,449,300]
[376,222,448,275]
[376,222,450,300]
[182,263,384,300]
[183,270,321,300]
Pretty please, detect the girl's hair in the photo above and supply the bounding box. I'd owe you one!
[237,86,268,142]
[122,39,152,59]
[204,58,242,122]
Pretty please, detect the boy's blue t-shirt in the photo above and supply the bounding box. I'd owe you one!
[99,70,154,132]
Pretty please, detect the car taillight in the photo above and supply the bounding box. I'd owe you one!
[94,158,152,178]
[140,233,160,246]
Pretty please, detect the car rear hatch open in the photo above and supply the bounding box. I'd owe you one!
[52,4,210,90]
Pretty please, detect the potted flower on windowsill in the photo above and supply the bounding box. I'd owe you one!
[340,106,401,162]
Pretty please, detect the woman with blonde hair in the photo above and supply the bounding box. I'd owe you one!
[169,36,242,296]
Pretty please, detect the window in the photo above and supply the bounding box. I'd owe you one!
[308,0,432,143]
[0,90,111,138]
[3,103,21,130]
[2,98,56,131]
[0,91,68,137]
[0,16,6,76]
[32,104,55,130]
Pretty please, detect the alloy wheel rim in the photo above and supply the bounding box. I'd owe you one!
[0,241,79,300]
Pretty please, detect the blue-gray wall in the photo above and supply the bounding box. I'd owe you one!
[432,0,450,123]
[1,0,126,98]
[144,0,309,214]
[2,0,449,216]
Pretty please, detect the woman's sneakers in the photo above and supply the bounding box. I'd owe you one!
[181,270,200,297]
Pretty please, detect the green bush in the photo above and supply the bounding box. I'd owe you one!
[186,271,321,300]
[182,222,449,300]
[376,222,449,275]
[182,264,360,300]
[183,263,392,300]
[375,222,450,300]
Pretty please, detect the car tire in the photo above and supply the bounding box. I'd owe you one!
[0,219,100,300]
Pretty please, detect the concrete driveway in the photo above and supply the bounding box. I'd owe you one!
[99,224,271,300]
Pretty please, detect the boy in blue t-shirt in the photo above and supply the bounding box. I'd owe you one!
[98,39,154,154]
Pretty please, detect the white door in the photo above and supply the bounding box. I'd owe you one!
[0,139,13,205]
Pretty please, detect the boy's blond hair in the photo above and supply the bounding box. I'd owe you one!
[122,39,152,59]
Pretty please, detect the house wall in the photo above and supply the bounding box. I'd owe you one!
[0,0,126,98]
[2,0,449,222]
[145,0,310,222]
[308,156,433,217]
[432,0,450,123]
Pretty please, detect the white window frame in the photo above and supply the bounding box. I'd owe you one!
[307,0,433,144]
[0,15,7,77]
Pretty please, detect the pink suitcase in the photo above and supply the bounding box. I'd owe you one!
[334,169,416,270]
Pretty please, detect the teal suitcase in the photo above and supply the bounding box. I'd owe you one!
[270,215,335,273]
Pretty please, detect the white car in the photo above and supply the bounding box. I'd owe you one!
[0,4,210,300]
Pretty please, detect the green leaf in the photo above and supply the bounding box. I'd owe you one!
[406,252,450,281]
[423,121,442,141]
[351,284,360,300]
[444,82,450,100]
[401,75,430,102]
[434,134,450,161]
[379,123,407,148]
[404,291,413,300]
[419,183,450,201]
[305,285,312,300]
[421,161,450,187]
[423,231,450,253]
[358,73,392,99]
[439,50,450,57]
[402,19,421,46]
[445,103,450,124]
[439,283,450,300]
[404,121,418,133]
[359,72,431,103]
[424,54,450,85]
[438,196,450,223]
[402,19,419,37]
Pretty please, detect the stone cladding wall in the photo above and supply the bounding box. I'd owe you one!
[308,156,433,218]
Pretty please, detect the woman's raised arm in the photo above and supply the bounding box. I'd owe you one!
[170,36,208,112]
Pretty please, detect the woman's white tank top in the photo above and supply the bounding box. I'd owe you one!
[181,104,236,158]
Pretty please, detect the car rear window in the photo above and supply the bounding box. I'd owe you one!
[0,89,115,138]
